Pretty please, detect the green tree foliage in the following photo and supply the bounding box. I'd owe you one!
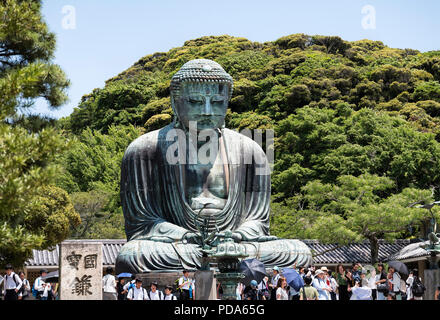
[56,125,142,238]
[271,174,435,263]
[0,0,77,268]
[69,190,113,239]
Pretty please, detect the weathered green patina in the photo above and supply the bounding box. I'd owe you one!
[115,59,312,273]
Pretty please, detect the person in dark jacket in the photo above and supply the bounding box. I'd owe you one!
[244,280,261,300]
[117,278,127,300]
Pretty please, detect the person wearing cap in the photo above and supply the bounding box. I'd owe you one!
[269,266,280,300]
[127,279,148,300]
[312,269,331,300]
[164,285,177,300]
[33,269,47,300]
[2,264,23,300]
[244,280,260,300]
[146,281,164,300]
[178,270,193,300]
[102,266,117,300]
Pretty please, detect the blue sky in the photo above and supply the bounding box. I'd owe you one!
[34,0,440,119]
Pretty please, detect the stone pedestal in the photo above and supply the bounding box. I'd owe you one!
[59,240,103,300]
[424,269,440,300]
[195,270,217,300]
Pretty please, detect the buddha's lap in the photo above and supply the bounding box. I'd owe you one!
[116,238,312,269]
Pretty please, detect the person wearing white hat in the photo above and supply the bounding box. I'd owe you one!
[269,266,280,300]
[312,270,331,300]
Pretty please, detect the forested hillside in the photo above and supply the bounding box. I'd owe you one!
[56,34,440,259]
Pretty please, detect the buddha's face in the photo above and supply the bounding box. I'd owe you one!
[173,82,229,131]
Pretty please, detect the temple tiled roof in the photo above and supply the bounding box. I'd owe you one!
[386,239,430,262]
[303,239,411,265]
[25,239,412,267]
[25,239,127,267]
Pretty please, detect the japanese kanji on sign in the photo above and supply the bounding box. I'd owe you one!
[59,240,103,300]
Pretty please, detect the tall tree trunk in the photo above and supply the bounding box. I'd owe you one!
[369,236,379,264]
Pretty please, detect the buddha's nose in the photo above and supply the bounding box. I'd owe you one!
[202,99,214,116]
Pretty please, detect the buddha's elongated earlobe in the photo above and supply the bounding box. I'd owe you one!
[170,94,183,129]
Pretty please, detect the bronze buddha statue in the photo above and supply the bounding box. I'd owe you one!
[115,59,312,273]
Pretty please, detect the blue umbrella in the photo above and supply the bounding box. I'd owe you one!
[238,258,267,286]
[117,272,132,278]
[282,268,304,291]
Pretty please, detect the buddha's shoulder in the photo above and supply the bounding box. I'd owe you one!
[123,127,165,159]
[223,128,266,154]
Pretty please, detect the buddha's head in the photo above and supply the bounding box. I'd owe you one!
[170,59,233,131]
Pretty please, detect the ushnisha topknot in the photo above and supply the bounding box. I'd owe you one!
[170,59,234,98]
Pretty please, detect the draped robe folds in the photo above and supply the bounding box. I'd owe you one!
[115,124,312,273]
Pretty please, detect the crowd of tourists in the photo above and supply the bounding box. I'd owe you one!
[1,263,436,300]
[0,265,58,300]
[103,267,195,300]
[235,263,429,300]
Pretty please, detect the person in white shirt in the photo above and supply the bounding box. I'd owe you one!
[350,279,372,300]
[275,277,289,300]
[102,267,117,300]
[236,282,245,300]
[3,264,23,301]
[147,281,164,300]
[127,279,148,300]
[122,275,136,295]
[406,268,423,300]
[257,276,270,300]
[327,271,339,300]
[312,270,331,300]
[178,270,193,300]
[164,285,177,300]
[388,267,402,300]
[365,268,377,300]
[33,269,48,300]
[269,266,280,300]
[17,271,30,300]
[41,282,52,300]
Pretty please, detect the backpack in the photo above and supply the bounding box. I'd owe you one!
[4,273,19,286]
[412,278,426,297]
[166,293,176,300]
[128,287,145,300]
[19,279,29,296]
[300,286,315,300]
[148,290,164,300]
[32,285,38,298]
[5,273,20,290]
[32,277,43,298]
